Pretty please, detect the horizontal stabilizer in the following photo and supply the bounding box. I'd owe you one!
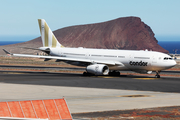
[19,47,43,51]
[2,49,13,56]
[19,47,50,52]
[19,47,50,54]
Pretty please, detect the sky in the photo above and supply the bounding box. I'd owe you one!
[0,0,180,41]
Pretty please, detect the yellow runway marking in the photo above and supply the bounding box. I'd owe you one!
[98,76,119,78]
[91,76,119,78]
[134,78,159,80]
[91,76,159,79]
[2,72,29,74]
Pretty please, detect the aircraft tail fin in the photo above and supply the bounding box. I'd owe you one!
[38,19,64,48]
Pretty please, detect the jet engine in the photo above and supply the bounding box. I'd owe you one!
[86,64,109,75]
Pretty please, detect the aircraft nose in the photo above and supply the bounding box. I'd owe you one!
[171,60,177,67]
[163,60,177,69]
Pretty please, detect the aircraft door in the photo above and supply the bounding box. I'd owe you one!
[86,52,89,59]
[152,56,157,63]
[129,54,133,61]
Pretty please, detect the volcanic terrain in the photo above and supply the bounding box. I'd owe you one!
[0,16,168,55]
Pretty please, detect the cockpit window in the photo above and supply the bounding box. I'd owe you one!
[164,57,173,60]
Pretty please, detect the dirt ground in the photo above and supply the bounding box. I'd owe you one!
[72,106,180,120]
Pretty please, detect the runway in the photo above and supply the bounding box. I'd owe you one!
[0,71,180,113]
[1,71,180,92]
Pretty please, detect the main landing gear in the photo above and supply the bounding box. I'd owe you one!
[155,71,160,78]
[83,72,94,76]
[109,71,120,76]
[83,71,121,76]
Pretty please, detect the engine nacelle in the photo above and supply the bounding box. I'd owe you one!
[86,64,109,75]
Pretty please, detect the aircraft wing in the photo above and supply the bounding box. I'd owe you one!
[3,49,123,66]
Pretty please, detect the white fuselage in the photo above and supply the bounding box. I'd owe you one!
[49,47,176,72]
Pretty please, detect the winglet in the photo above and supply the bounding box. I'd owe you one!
[2,49,13,56]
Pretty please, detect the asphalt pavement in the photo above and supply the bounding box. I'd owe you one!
[0,71,180,113]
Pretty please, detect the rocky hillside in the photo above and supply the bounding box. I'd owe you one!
[0,16,168,55]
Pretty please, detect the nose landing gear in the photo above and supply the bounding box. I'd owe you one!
[155,71,160,78]
[109,71,120,76]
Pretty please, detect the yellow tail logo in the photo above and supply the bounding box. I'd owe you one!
[38,19,64,48]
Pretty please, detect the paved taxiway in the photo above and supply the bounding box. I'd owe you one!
[0,71,180,113]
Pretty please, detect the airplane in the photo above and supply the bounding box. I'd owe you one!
[3,19,177,78]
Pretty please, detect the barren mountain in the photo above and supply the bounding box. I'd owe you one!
[0,16,168,55]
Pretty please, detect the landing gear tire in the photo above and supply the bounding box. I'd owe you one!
[109,71,120,76]
[155,71,160,78]
[155,75,160,78]
[83,72,94,76]
[83,72,87,76]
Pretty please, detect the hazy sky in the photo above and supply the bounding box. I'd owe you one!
[0,0,180,39]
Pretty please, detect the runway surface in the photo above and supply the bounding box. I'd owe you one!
[0,71,180,113]
[0,71,180,92]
